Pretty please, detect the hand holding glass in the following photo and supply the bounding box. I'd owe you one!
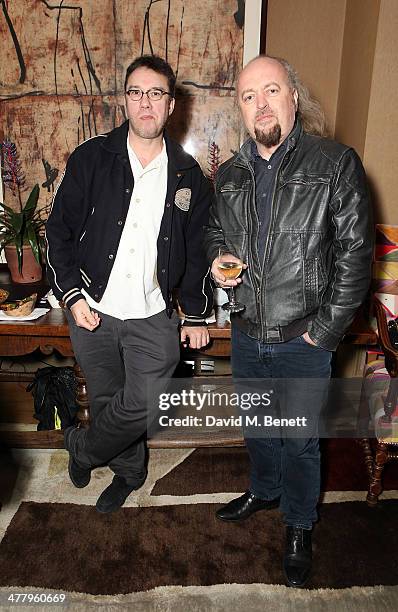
[217,260,245,313]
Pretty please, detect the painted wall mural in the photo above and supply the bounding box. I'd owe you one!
[0,0,244,214]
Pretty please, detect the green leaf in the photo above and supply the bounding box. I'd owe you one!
[15,234,23,273]
[11,214,22,235]
[23,184,40,214]
[0,218,14,231]
[0,202,18,216]
[1,204,23,235]
[26,224,41,264]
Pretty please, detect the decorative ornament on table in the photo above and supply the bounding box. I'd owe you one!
[0,140,47,283]
[0,288,9,304]
[0,292,37,317]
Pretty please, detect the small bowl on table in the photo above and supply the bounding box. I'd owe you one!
[0,293,37,317]
[0,288,9,305]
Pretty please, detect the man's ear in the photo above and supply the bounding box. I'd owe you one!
[168,97,175,116]
[293,89,298,111]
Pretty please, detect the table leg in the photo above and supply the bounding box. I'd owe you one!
[366,441,388,507]
[73,362,90,428]
[359,438,374,481]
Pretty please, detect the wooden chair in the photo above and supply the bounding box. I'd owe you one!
[362,298,398,506]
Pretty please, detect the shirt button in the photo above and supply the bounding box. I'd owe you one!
[164,236,169,241]
[94,294,99,298]
[136,198,140,203]
[117,220,123,226]
[130,248,135,254]
[126,274,131,279]
[161,269,166,273]
[108,254,114,260]
[98,285,103,289]
[268,165,272,169]
[133,223,138,228]
[125,188,131,194]
[166,202,171,208]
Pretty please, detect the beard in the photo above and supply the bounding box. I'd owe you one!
[254,122,281,148]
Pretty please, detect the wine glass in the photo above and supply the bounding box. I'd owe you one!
[217,259,245,313]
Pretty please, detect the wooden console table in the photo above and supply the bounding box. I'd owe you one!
[0,299,235,449]
[0,262,377,449]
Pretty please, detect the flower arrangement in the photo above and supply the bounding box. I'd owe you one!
[0,139,46,273]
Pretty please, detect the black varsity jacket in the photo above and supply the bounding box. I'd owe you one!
[46,121,213,321]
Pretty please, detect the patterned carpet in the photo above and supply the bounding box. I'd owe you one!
[0,445,397,610]
[0,499,398,594]
[151,439,398,495]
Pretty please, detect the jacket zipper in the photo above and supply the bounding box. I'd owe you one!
[234,142,295,340]
[234,160,263,334]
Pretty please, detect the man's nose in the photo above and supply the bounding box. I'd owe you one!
[256,92,269,109]
[139,93,151,108]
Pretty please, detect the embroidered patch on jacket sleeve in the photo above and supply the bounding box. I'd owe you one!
[174,187,191,211]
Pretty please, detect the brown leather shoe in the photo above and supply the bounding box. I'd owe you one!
[216,491,280,522]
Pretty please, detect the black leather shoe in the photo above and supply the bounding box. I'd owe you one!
[283,526,312,588]
[96,476,139,514]
[216,491,280,522]
[64,426,90,488]
[68,455,91,488]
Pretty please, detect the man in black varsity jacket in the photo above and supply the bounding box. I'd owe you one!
[46,55,212,513]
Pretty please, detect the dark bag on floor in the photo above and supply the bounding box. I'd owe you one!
[27,366,79,430]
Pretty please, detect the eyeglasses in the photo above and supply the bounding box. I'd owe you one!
[125,87,173,102]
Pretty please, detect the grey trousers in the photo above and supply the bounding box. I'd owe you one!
[65,309,180,486]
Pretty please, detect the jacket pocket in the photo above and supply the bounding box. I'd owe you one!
[78,205,96,255]
[220,180,251,192]
[303,258,319,311]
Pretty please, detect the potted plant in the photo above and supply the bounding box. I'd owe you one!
[0,140,46,283]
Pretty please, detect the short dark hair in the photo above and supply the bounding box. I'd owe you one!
[124,55,176,96]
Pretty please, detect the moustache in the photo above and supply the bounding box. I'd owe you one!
[255,112,275,120]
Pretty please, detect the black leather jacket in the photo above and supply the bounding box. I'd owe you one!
[204,121,373,351]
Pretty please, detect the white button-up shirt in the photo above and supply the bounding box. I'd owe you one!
[83,138,168,319]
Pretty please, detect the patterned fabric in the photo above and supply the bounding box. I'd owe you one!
[365,356,398,443]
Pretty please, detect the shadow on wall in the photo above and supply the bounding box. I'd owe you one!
[167,85,194,145]
[367,173,384,226]
[0,447,23,511]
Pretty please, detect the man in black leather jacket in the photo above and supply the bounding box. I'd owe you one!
[205,55,372,587]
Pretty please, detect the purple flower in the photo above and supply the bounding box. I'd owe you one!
[0,139,26,194]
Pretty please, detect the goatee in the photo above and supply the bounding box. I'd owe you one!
[254,122,281,148]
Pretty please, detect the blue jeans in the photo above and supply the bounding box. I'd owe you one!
[231,326,332,529]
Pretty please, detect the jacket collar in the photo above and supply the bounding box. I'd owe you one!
[101,120,197,171]
[236,118,304,165]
